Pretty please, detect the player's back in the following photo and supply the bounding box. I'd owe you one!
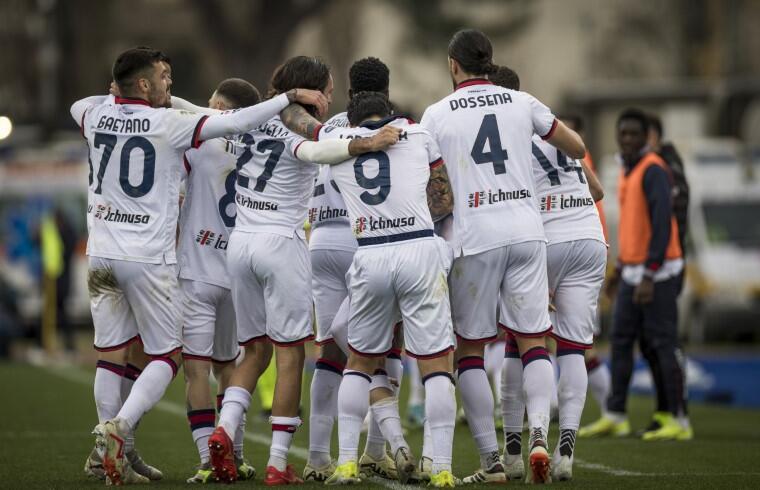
[234,116,317,237]
[325,117,439,245]
[178,136,242,288]
[421,80,556,255]
[531,136,604,245]
[82,98,207,264]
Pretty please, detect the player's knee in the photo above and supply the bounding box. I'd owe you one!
[184,358,211,381]
[455,339,486,358]
[346,352,377,374]
[320,342,347,364]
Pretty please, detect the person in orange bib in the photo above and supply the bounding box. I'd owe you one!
[579,108,690,442]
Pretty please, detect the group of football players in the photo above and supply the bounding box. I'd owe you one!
[71,28,606,486]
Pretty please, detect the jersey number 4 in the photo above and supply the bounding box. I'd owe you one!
[90,133,156,197]
[235,134,285,193]
[471,114,509,175]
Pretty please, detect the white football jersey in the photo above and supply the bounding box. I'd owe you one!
[421,79,556,255]
[234,116,318,237]
[178,136,242,288]
[80,97,208,264]
[320,117,441,246]
[530,136,605,245]
[308,111,356,252]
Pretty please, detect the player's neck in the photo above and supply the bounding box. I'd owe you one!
[453,72,489,90]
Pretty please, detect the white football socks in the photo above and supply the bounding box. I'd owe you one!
[308,363,342,467]
[586,356,611,417]
[457,357,499,468]
[94,361,124,423]
[371,396,407,455]
[500,355,524,461]
[521,348,555,442]
[424,373,456,475]
[117,358,176,430]
[269,416,300,471]
[218,386,251,441]
[337,371,371,465]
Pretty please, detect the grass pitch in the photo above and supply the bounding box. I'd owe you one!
[1,362,758,489]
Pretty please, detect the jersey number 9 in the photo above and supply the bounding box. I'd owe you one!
[354,151,391,205]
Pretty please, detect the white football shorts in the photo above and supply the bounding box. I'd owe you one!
[89,256,182,356]
[311,249,354,345]
[227,230,314,346]
[546,239,607,348]
[180,279,239,362]
[346,237,454,359]
[450,240,551,341]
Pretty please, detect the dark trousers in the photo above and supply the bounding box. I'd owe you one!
[607,276,684,415]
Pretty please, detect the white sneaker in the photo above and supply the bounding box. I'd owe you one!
[525,428,551,484]
[303,460,336,481]
[83,446,105,480]
[393,447,417,484]
[552,454,573,482]
[501,453,525,481]
[93,418,148,485]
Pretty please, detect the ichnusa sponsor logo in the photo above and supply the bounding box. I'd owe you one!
[353,215,416,235]
[236,194,278,211]
[541,194,594,212]
[195,229,228,250]
[89,204,150,224]
[309,205,348,224]
[467,188,531,208]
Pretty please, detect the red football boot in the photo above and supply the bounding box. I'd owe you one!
[208,427,237,483]
[264,464,303,486]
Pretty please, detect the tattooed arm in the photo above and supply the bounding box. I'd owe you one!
[280,103,323,141]
[427,163,454,221]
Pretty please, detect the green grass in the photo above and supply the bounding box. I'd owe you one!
[1,362,759,489]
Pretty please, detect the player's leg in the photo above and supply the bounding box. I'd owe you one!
[584,348,611,418]
[94,259,184,485]
[209,231,270,483]
[398,239,457,487]
[499,332,525,480]
[549,240,606,481]
[257,233,314,485]
[449,248,507,482]
[500,240,554,484]
[329,247,395,485]
[640,276,685,441]
[306,249,351,480]
[405,350,425,427]
[179,279,218,482]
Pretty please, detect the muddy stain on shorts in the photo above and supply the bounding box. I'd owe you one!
[88,268,120,297]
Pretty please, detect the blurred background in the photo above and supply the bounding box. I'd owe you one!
[0,0,758,406]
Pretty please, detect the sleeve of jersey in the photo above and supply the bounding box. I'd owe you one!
[526,93,557,140]
[294,139,352,165]
[425,131,444,168]
[70,95,108,138]
[197,94,290,143]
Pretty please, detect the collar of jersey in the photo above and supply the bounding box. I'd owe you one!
[115,96,151,106]
[359,113,414,130]
[455,78,493,91]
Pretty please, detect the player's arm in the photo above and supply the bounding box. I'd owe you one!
[544,120,586,160]
[427,162,454,221]
[171,96,221,115]
[280,103,322,141]
[197,89,328,142]
[294,126,402,165]
[70,95,109,125]
[581,161,604,201]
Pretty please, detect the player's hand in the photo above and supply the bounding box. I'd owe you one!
[109,81,120,97]
[369,126,402,151]
[633,277,654,305]
[289,89,328,119]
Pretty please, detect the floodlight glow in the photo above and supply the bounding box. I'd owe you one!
[0,116,12,140]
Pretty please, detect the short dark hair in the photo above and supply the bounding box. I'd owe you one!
[269,56,330,117]
[617,108,650,133]
[448,29,497,76]
[112,46,171,92]
[648,113,663,138]
[489,65,520,90]
[347,92,392,126]
[559,113,584,132]
[349,57,390,94]
[215,78,261,109]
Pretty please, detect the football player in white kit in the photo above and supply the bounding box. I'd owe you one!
[491,68,607,482]
[290,56,405,482]
[309,92,457,488]
[207,57,402,485]
[420,30,587,484]
[70,46,329,485]
[176,78,261,483]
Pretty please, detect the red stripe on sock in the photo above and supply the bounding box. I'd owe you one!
[520,346,551,367]
[457,356,485,370]
[271,424,297,433]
